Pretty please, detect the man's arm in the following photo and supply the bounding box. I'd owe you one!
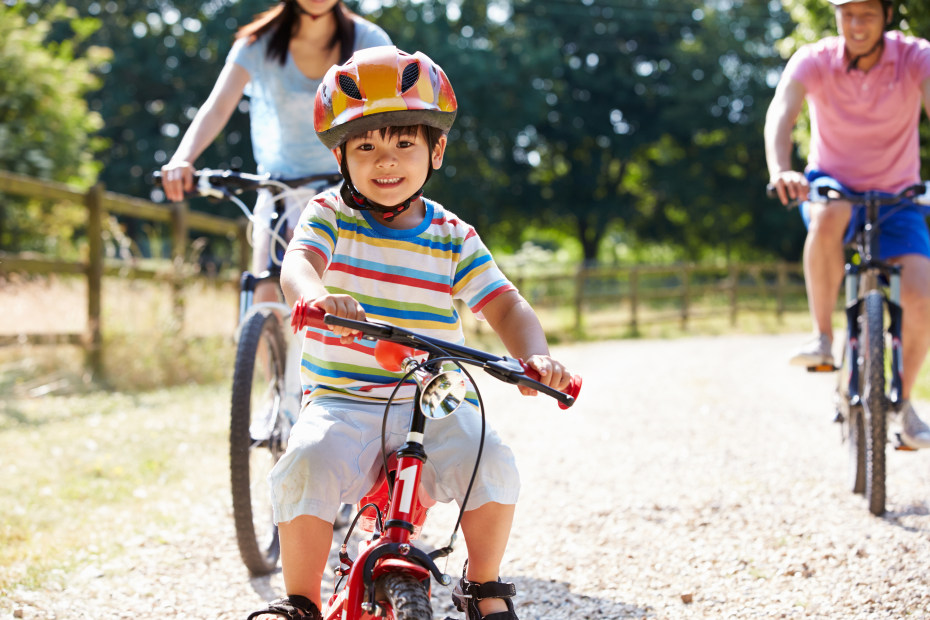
[764,76,809,205]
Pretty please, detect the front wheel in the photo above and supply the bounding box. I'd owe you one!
[862,291,887,516]
[836,331,866,495]
[377,572,433,620]
[230,309,289,575]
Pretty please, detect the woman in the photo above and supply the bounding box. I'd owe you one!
[160,0,390,298]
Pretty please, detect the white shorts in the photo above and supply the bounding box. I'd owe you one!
[269,397,521,524]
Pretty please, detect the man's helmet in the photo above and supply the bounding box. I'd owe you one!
[828,0,893,10]
[314,45,457,150]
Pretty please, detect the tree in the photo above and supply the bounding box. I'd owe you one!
[0,3,108,253]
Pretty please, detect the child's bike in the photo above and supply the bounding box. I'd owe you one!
[155,168,343,573]
[770,180,930,516]
[289,301,582,620]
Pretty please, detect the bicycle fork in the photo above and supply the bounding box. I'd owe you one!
[843,265,904,411]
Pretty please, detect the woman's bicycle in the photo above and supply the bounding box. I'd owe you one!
[770,181,930,516]
[288,301,581,620]
[155,168,342,574]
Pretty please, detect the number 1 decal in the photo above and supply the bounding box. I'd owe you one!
[397,464,418,513]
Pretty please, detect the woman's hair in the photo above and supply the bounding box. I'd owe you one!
[236,1,357,66]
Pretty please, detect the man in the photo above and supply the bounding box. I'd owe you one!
[764,0,930,448]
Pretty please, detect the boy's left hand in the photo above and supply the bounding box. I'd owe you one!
[519,355,571,397]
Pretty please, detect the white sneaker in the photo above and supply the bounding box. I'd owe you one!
[900,401,930,449]
[789,333,834,367]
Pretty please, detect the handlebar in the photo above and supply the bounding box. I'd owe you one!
[766,182,930,209]
[152,168,344,201]
[290,300,582,409]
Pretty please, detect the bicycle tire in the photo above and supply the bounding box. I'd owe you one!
[377,572,433,620]
[836,331,866,494]
[230,309,288,575]
[862,291,887,516]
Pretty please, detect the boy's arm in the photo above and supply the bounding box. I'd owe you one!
[481,290,569,393]
[281,247,365,341]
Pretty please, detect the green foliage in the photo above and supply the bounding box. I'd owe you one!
[0,3,107,253]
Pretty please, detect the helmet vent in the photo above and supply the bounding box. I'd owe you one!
[338,74,362,99]
[400,63,420,93]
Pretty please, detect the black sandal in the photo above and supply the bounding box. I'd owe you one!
[451,564,518,620]
[246,595,322,620]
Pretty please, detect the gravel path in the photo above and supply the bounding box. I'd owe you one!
[8,333,930,619]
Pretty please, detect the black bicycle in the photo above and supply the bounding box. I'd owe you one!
[770,181,930,516]
[155,168,343,573]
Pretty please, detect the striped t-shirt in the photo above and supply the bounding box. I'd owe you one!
[289,190,516,402]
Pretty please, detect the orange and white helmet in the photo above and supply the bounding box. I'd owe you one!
[314,45,457,150]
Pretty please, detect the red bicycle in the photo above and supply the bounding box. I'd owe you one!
[289,302,582,620]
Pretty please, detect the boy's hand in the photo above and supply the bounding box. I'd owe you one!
[312,294,367,344]
[519,354,571,397]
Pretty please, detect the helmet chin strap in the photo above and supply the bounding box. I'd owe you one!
[339,149,431,222]
[846,37,885,72]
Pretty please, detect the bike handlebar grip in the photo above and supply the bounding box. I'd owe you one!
[291,297,327,333]
[520,361,582,410]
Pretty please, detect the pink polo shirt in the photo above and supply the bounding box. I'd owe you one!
[784,31,930,192]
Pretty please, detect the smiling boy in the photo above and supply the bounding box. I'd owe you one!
[247,46,571,620]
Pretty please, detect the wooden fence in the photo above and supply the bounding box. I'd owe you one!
[0,169,249,377]
[0,169,809,378]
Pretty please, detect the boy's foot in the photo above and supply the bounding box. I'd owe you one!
[247,595,321,620]
[789,333,834,367]
[899,401,930,449]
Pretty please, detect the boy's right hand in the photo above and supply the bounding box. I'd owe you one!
[299,294,367,344]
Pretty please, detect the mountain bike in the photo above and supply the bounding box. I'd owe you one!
[289,301,582,620]
[770,180,930,516]
[155,168,343,573]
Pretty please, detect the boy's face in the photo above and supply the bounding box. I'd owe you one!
[836,0,887,58]
[336,126,446,209]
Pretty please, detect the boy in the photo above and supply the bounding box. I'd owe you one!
[248,46,571,620]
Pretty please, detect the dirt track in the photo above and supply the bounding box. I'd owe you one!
[9,333,930,618]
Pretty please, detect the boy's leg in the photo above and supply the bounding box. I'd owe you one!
[460,502,516,617]
[278,515,334,610]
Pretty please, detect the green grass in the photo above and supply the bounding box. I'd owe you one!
[0,383,229,596]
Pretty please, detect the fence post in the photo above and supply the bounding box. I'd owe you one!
[85,183,104,380]
[776,261,788,323]
[681,264,691,330]
[630,266,639,335]
[574,266,586,335]
[729,263,739,327]
[171,201,189,332]
[237,217,250,275]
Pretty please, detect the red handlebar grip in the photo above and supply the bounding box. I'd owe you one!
[290,297,327,333]
[521,362,582,410]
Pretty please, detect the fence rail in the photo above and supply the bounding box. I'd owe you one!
[1,169,809,380]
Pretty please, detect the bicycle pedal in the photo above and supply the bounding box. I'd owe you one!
[894,433,919,452]
[806,364,837,373]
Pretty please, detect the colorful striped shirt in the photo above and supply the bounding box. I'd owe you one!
[289,190,517,402]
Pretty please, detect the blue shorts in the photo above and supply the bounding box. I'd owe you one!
[801,171,930,260]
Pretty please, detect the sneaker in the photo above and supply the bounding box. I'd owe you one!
[789,333,834,367]
[900,401,930,449]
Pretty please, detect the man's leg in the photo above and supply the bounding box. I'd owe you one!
[791,201,851,365]
[893,254,930,448]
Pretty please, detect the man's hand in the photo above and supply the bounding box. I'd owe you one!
[769,170,809,206]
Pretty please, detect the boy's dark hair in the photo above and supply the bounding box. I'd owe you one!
[345,125,445,153]
[237,1,356,66]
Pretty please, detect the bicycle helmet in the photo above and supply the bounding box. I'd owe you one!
[314,45,457,220]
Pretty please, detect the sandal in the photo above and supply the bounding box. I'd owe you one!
[246,595,322,620]
[451,564,518,620]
